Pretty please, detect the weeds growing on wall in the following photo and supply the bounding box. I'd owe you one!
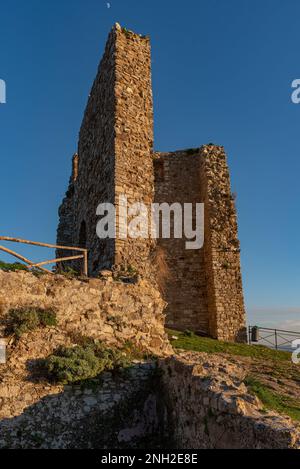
[5,308,57,338]
[41,341,132,385]
[54,266,81,278]
[112,264,139,284]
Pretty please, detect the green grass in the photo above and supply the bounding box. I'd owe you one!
[245,376,300,422]
[5,308,57,338]
[167,329,292,362]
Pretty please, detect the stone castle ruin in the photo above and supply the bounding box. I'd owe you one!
[57,23,247,342]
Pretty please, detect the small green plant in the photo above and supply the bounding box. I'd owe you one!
[57,266,80,278]
[43,345,107,385]
[221,261,230,269]
[113,264,138,283]
[122,27,132,38]
[38,310,57,327]
[31,269,43,278]
[127,265,137,275]
[5,308,57,338]
[184,330,195,338]
[41,342,131,385]
[121,339,156,361]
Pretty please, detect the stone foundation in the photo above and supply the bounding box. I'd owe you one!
[0,271,171,359]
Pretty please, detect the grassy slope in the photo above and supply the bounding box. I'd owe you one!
[245,376,300,422]
[167,329,300,422]
[167,329,291,361]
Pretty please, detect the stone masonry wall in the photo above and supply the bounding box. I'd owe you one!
[0,271,171,449]
[0,271,171,360]
[154,146,246,341]
[1,322,299,449]
[0,362,164,449]
[0,270,172,448]
[200,145,246,342]
[114,25,154,272]
[57,24,154,276]
[160,353,300,449]
[154,150,209,333]
[72,25,117,273]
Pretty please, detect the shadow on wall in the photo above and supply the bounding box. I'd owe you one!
[0,363,168,449]
[0,356,299,449]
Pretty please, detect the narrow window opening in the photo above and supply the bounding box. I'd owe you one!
[79,220,87,248]
[154,160,164,182]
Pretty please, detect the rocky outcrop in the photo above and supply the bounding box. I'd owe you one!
[0,271,171,357]
[0,271,170,422]
[0,270,171,448]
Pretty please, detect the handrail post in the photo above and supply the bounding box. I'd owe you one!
[84,250,88,276]
[0,236,89,278]
[275,329,278,350]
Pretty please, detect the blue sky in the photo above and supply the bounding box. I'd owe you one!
[0,0,300,330]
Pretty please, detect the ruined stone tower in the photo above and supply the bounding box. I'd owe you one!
[57,24,247,342]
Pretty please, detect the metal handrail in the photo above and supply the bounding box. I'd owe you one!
[250,326,300,335]
[0,236,88,276]
[248,325,300,350]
